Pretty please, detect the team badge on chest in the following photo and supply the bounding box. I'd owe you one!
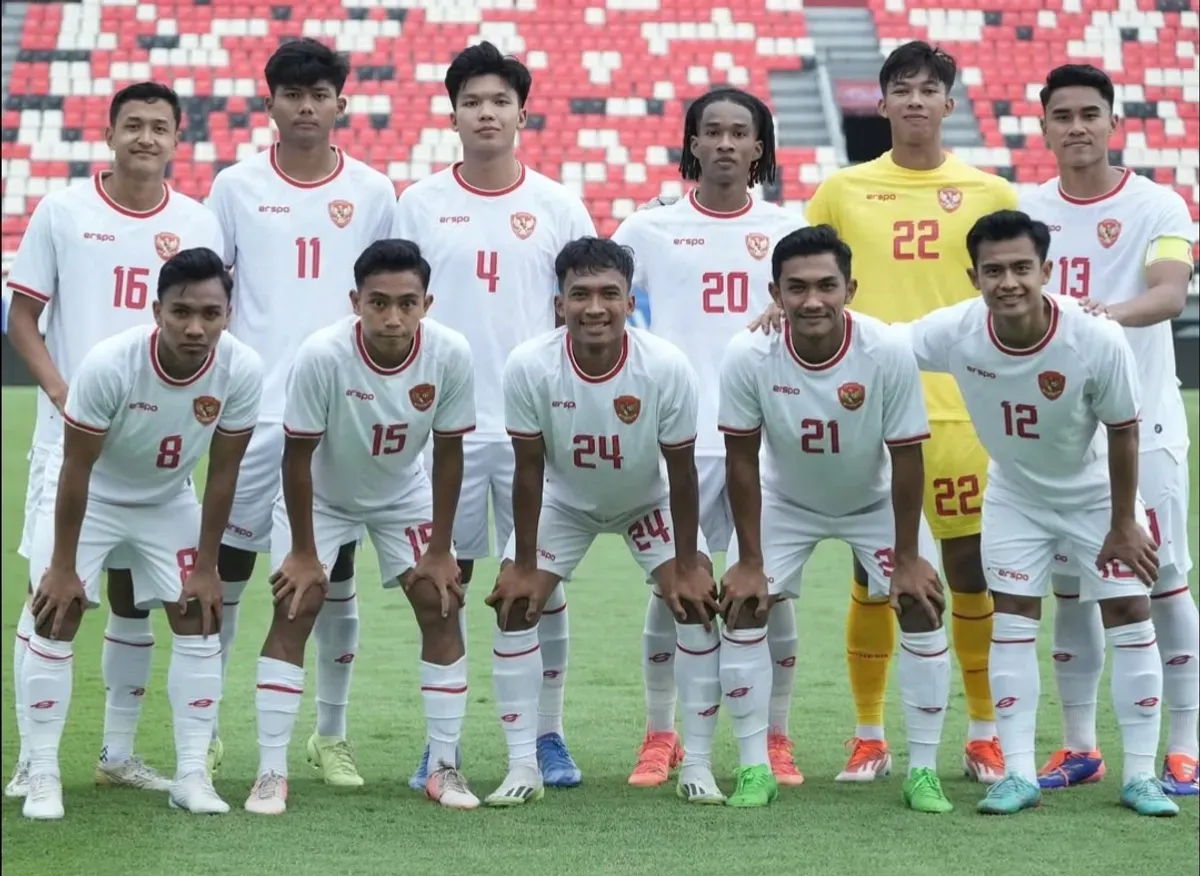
[614,394,641,424]
[1037,370,1066,401]
[937,187,963,213]
[193,395,222,426]
[328,200,355,229]
[409,383,436,412]
[837,382,866,411]
[1096,219,1121,249]
[511,212,537,240]
[154,232,180,261]
[745,233,770,260]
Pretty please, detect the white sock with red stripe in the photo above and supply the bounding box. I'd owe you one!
[675,623,720,768]
[168,635,222,778]
[642,592,677,734]
[213,578,248,741]
[421,657,467,770]
[22,635,73,779]
[720,626,771,767]
[314,576,358,739]
[100,613,154,763]
[255,657,304,777]
[536,585,568,739]
[1151,576,1200,758]
[1050,581,1105,752]
[492,628,541,769]
[13,602,35,763]
[898,628,950,773]
[1106,619,1163,782]
[767,601,798,737]
[989,613,1040,782]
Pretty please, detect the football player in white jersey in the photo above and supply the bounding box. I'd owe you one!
[903,210,1178,818]
[612,87,808,788]
[22,248,263,820]
[488,237,720,806]
[393,41,596,790]
[243,240,479,814]
[4,82,224,798]
[206,38,395,782]
[1020,64,1200,796]
[719,225,950,812]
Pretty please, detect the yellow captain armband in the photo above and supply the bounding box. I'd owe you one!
[1145,236,1195,269]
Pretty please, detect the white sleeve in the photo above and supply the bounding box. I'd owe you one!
[897,302,967,373]
[716,337,762,435]
[503,351,543,439]
[881,340,932,446]
[282,340,333,438]
[5,197,58,304]
[391,188,422,242]
[568,197,597,239]
[1088,320,1141,428]
[217,346,264,435]
[432,336,476,437]
[1148,189,1198,246]
[658,351,699,449]
[610,218,648,292]
[63,345,124,435]
[205,173,237,267]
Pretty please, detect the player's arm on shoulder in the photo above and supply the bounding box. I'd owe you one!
[658,352,703,568]
[280,341,331,557]
[893,301,967,373]
[718,339,765,566]
[1106,195,1195,327]
[503,351,547,568]
[428,335,476,554]
[6,198,68,408]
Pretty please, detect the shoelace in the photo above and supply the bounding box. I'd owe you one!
[11,762,30,782]
[254,772,285,798]
[1128,776,1169,799]
[909,769,942,795]
[734,767,769,794]
[986,774,1028,798]
[28,773,57,800]
[433,766,470,794]
[540,736,571,760]
[636,736,673,763]
[324,740,358,772]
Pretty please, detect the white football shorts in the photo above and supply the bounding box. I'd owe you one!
[425,438,514,562]
[696,454,733,555]
[223,422,285,553]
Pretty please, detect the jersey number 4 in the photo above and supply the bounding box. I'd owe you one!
[892,220,939,261]
[477,250,499,294]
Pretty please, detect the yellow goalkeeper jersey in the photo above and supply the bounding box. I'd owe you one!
[804,151,1018,420]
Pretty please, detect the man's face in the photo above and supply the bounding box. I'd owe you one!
[153,278,229,370]
[1041,85,1116,171]
[106,99,178,178]
[969,236,1053,319]
[690,99,762,187]
[350,271,430,360]
[451,74,526,158]
[267,80,345,148]
[878,68,953,142]
[770,252,855,344]
[555,268,633,347]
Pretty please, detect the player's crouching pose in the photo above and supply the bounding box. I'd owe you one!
[487,237,720,807]
[22,248,263,820]
[903,210,1176,817]
[719,226,950,812]
[244,240,478,815]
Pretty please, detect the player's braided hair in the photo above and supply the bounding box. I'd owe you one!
[678,87,777,187]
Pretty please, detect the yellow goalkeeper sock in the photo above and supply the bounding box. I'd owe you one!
[952,590,995,729]
[846,580,895,729]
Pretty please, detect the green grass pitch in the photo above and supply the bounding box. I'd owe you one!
[2,387,1197,876]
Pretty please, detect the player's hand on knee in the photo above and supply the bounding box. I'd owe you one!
[180,565,223,638]
[408,549,463,618]
[719,562,770,628]
[1097,520,1159,587]
[485,563,546,629]
[888,556,945,627]
[32,565,87,639]
[659,559,720,631]
[269,552,329,621]
[747,299,784,335]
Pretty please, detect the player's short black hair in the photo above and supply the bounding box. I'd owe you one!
[353,239,432,290]
[1039,64,1115,110]
[109,82,181,128]
[158,247,233,301]
[878,41,957,93]
[264,37,350,95]
[555,237,635,292]
[772,225,853,284]
[444,41,532,108]
[966,210,1052,267]
[680,87,777,186]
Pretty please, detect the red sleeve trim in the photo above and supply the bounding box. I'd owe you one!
[433,425,476,438]
[215,424,255,437]
[282,426,324,439]
[507,429,543,440]
[1104,416,1140,430]
[718,424,762,436]
[885,432,931,447]
[7,281,50,303]
[659,436,697,450]
[61,411,107,436]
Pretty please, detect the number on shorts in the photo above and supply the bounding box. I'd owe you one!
[701,271,750,313]
[874,547,895,580]
[932,474,982,517]
[477,250,499,293]
[176,547,197,586]
[1146,508,1162,548]
[1099,559,1137,580]
[370,423,407,456]
[800,418,840,454]
[572,433,623,469]
[156,435,183,469]
[1001,401,1039,439]
[628,508,671,552]
[405,522,435,563]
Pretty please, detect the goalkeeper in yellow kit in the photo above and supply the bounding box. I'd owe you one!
[804,41,1017,784]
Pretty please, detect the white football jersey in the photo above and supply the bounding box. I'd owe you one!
[905,295,1140,508]
[61,324,264,505]
[208,145,395,423]
[393,164,596,441]
[719,312,930,516]
[5,173,224,446]
[504,327,699,517]
[283,316,476,514]
[612,192,807,454]
[1021,170,1195,454]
